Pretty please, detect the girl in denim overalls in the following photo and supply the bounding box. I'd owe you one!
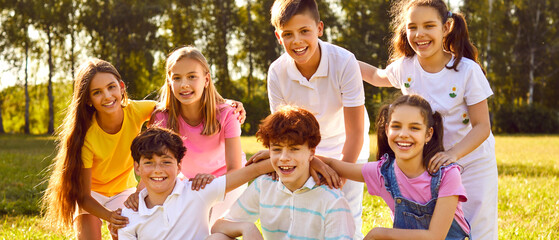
[318,95,471,239]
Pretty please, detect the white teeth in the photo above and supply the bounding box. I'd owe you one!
[293,47,306,53]
[102,100,115,106]
[417,41,429,46]
[279,166,293,170]
[397,142,412,147]
[180,91,193,96]
[151,177,165,181]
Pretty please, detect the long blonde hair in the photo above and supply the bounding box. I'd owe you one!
[41,59,128,231]
[155,46,225,135]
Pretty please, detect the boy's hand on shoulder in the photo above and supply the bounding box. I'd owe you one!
[123,192,140,211]
[190,173,216,190]
[246,149,270,166]
[310,156,341,189]
[108,208,128,238]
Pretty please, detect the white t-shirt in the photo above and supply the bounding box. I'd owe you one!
[385,55,494,164]
[118,177,225,239]
[268,39,370,161]
[225,175,355,239]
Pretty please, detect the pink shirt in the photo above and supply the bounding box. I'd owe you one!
[153,104,242,178]
[362,159,470,233]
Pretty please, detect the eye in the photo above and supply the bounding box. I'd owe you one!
[172,76,181,81]
[301,29,309,34]
[271,147,281,152]
[188,75,198,80]
[92,91,100,96]
[390,124,401,129]
[282,32,292,37]
[290,147,300,151]
[407,25,417,30]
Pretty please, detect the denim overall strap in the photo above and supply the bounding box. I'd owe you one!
[380,155,471,239]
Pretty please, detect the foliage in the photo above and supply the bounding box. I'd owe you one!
[493,104,559,134]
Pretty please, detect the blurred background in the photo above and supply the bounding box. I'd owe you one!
[0,0,558,135]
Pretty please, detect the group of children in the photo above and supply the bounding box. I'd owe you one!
[41,0,497,239]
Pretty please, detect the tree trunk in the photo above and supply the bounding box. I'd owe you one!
[0,93,4,134]
[24,39,30,134]
[47,24,55,134]
[247,0,253,99]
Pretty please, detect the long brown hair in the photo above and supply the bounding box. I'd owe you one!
[388,0,483,73]
[376,95,444,170]
[154,46,224,136]
[41,59,127,231]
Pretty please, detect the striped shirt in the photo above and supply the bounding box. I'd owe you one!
[225,175,355,240]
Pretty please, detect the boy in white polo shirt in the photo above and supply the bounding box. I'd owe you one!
[209,106,355,239]
[117,127,272,239]
[257,0,370,238]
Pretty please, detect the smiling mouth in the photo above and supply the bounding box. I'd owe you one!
[179,91,194,97]
[101,100,116,107]
[293,46,308,55]
[150,177,167,182]
[396,142,413,149]
[279,166,296,174]
[416,41,431,48]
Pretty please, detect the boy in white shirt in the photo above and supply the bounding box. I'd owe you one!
[208,105,355,240]
[117,127,272,239]
[258,0,370,238]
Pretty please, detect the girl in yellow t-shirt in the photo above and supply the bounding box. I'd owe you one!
[42,59,156,239]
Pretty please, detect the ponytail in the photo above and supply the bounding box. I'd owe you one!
[375,105,394,161]
[444,12,485,74]
[422,111,444,169]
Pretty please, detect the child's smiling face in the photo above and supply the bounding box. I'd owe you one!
[270,141,315,192]
[134,149,181,197]
[274,12,324,70]
[405,5,449,61]
[386,105,433,165]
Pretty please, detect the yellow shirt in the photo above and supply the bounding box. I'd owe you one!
[82,100,156,197]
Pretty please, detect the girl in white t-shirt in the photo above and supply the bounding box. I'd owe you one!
[358,0,497,239]
[318,94,470,239]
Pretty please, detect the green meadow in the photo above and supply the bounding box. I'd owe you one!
[0,134,557,239]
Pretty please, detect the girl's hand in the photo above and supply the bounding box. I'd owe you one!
[246,150,270,166]
[190,173,216,190]
[108,208,128,238]
[123,192,140,212]
[310,157,341,189]
[225,99,246,124]
[428,151,458,173]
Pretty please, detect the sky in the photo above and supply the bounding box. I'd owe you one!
[0,0,463,90]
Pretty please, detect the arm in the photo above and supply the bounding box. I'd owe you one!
[225,159,273,193]
[428,100,491,172]
[316,156,365,183]
[341,106,365,164]
[210,219,263,240]
[77,168,128,227]
[358,61,392,87]
[365,196,459,240]
[225,137,243,172]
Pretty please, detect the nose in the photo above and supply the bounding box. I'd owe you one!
[293,33,303,44]
[279,149,290,162]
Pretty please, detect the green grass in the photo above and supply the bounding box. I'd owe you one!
[0,134,558,239]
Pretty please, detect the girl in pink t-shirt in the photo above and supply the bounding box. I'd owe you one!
[152,46,246,225]
[318,95,470,240]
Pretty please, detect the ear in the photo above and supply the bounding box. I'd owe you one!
[204,73,210,88]
[274,30,283,45]
[425,127,434,143]
[308,148,316,161]
[317,21,324,37]
[134,161,140,175]
[443,19,452,37]
[119,80,126,95]
[177,162,182,172]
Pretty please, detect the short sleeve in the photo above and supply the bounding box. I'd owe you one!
[118,208,138,240]
[267,67,283,113]
[463,64,493,106]
[224,177,261,223]
[339,54,365,107]
[384,59,404,89]
[362,161,384,196]
[220,106,241,139]
[438,165,467,202]
[199,176,226,205]
[81,142,94,168]
[324,196,355,239]
[150,111,169,128]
